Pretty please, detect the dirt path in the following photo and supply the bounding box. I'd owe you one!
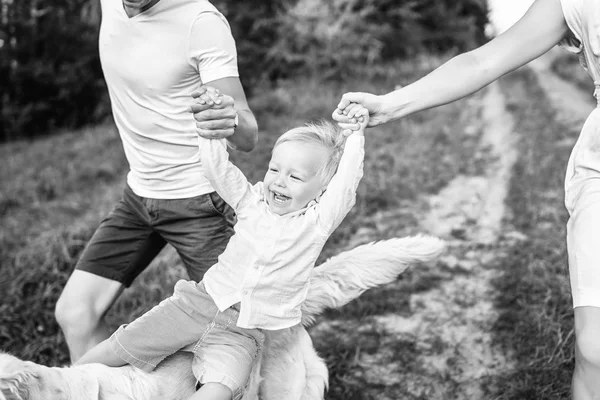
[529,49,594,126]
[308,81,523,399]
[413,82,520,397]
[359,82,522,399]
[335,49,597,399]
[301,46,595,399]
[367,50,594,399]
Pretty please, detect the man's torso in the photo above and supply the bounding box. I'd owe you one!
[99,0,238,199]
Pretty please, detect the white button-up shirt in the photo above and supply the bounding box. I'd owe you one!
[200,134,364,329]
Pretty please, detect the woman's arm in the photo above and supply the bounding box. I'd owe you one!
[334,0,569,126]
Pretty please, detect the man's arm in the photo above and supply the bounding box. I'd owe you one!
[187,10,258,152]
[189,77,258,152]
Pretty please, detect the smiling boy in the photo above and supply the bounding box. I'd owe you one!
[76,107,368,400]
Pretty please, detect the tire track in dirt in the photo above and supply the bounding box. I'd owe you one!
[371,82,521,399]
[358,51,594,399]
[309,50,594,400]
[529,49,594,131]
[311,82,522,399]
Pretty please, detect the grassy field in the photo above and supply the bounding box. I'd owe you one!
[485,67,576,399]
[0,51,589,399]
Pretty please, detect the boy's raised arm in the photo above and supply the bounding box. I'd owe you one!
[317,105,369,232]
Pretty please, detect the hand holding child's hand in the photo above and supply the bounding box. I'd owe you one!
[189,86,238,140]
[191,85,223,107]
[333,102,369,136]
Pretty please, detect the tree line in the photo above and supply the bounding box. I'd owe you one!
[0,0,489,142]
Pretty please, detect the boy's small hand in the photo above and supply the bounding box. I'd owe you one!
[333,102,369,136]
[334,91,388,126]
[191,86,222,107]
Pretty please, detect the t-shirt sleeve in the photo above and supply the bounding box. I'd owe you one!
[188,11,239,84]
[558,0,584,53]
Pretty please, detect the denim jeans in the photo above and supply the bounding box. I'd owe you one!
[110,280,264,399]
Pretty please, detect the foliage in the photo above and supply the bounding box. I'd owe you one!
[0,0,489,142]
[212,0,490,83]
[266,0,489,79]
[211,0,283,87]
[0,0,107,142]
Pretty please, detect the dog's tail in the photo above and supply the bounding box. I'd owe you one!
[301,234,445,326]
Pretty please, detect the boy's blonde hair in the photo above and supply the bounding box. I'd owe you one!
[274,120,346,184]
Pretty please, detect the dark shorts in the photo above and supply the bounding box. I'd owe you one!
[75,184,235,286]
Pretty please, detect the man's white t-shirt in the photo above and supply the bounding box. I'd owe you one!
[99,0,239,199]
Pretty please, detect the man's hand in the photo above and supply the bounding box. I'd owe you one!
[189,77,257,152]
[189,86,237,140]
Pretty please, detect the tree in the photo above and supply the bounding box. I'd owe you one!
[0,0,106,142]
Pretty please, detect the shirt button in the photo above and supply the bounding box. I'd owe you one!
[243,290,248,295]
[254,265,259,269]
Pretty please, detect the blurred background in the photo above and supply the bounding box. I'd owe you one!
[0,0,490,142]
[1,1,593,399]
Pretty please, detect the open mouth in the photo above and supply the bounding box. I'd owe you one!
[271,190,290,205]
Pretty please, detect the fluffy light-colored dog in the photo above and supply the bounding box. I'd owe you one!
[0,235,444,400]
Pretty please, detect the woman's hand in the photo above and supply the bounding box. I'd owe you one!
[333,92,391,127]
[332,101,370,136]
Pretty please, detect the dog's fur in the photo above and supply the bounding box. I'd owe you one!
[0,235,444,400]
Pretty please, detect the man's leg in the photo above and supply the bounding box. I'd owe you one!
[157,191,235,282]
[55,185,166,362]
[55,271,124,362]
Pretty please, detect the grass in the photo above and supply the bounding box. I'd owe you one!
[0,124,129,365]
[484,67,578,399]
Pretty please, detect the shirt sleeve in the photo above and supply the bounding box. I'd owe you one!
[188,11,239,84]
[558,0,584,53]
[199,137,253,211]
[316,134,365,233]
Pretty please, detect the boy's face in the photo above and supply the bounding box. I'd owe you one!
[263,141,329,216]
